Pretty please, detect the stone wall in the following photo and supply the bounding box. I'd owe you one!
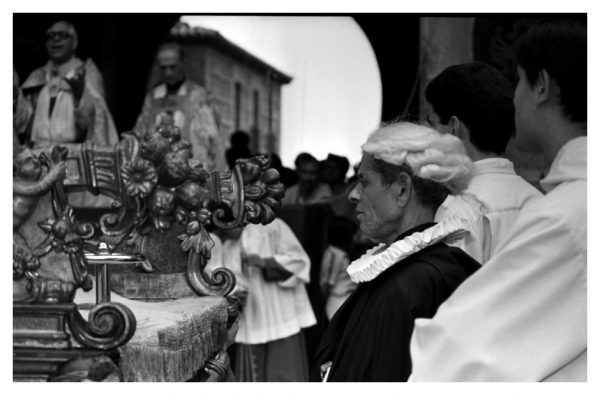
[199,46,283,154]
[419,17,475,120]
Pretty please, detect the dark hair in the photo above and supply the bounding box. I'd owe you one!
[515,18,586,123]
[230,130,250,147]
[323,154,350,177]
[371,157,449,211]
[425,62,515,155]
[328,216,358,251]
[294,152,318,168]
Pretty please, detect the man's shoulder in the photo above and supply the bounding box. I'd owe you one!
[376,245,461,290]
[436,193,484,223]
[500,179,586,253]
[468,171,542,211]
[184,80,209,96]
[21,66,47,91]
[528,180,585,219]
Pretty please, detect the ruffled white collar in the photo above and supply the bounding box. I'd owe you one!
[347,217,470,283]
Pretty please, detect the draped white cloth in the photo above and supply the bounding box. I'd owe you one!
[436,158,542,264]
[211,218,316,344]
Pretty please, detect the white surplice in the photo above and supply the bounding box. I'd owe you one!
[436,157,542,264]
[410,137,587,381]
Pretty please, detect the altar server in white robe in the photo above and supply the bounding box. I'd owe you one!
[215,218,316,382]
[409,18,587,381]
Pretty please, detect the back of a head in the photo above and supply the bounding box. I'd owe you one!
[425,62,515,155]
[230,130,250,147]
[515,18,587,123]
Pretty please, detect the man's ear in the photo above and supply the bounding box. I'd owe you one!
[533,69,551,105]
[449,115,469,141]
[395,172,412,208]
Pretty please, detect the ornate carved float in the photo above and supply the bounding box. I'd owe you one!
[13,124,284,381]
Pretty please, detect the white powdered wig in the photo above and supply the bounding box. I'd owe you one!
[361,122,473,194]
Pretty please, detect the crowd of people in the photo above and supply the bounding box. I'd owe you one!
[13,17,587,382]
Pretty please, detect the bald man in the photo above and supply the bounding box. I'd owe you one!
[134,42,227,172]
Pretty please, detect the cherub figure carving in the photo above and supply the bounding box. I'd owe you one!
[13,146,66,283]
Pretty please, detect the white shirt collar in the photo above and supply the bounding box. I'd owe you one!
[471,158,515,177]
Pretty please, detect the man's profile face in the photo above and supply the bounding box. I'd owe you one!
[348,153,404,244]
[157,48,185,88]
[46,21,76,64]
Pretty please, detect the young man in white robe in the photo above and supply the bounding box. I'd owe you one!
[409,18,587,381]
[426,62,542,264]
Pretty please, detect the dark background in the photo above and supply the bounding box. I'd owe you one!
[13,13,422,132]
[14,13,582,133]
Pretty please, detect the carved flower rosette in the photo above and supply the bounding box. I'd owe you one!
[120,123,285,297]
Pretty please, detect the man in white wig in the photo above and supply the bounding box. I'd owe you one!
[410,18,587,381]
[310,122,480,381]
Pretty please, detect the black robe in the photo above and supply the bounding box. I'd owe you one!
[310,223,480,382]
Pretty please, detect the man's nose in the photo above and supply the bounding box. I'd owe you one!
[348,185,360,203]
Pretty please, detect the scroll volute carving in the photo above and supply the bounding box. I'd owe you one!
[13,143,139,355]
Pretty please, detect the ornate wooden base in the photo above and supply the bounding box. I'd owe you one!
[13,348,114,382]
[13,302,135,381]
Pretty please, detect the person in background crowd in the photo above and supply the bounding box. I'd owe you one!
[320,153,350,196]
[319,216,358,320]
[282,152,332,206]
[135,42,227,172]
[20,20,118,147]
[426,62,542,264]
[215,218,316,381]
[321,153,356,218]
[410,18,587,381]
[311,122,480,382]
[267,153,298,188]
[225,130,253,169]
